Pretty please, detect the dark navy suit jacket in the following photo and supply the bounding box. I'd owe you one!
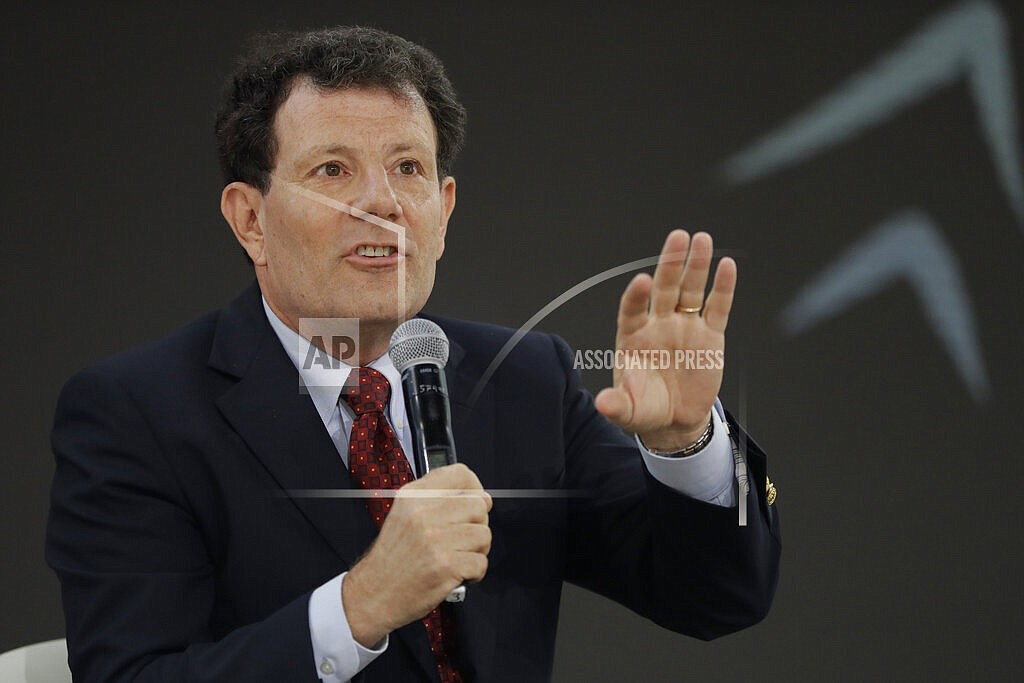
[46,283,781,682]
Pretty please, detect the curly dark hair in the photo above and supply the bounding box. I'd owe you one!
[215,26,467,193]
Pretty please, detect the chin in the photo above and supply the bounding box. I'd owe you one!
[343,300,414,327]
[320,279,430,326]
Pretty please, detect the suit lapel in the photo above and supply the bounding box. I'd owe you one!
[210,284,377,570]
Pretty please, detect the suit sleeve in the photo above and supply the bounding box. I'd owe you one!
[555,335,782,640]
[45,366,319,682]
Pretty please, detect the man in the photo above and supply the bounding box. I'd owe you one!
[46,26,780,682]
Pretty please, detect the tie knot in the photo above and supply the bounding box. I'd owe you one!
[340,367,391,415]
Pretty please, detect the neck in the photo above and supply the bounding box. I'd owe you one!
[350,322,399,366]
[261,294,402,367]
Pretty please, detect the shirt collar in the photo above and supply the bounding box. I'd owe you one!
[261,296,403,425]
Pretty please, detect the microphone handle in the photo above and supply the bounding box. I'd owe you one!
[400,363,465,603]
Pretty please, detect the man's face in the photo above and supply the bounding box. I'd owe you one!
[249,81,455,333]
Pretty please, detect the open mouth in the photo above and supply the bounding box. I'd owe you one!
[354,245,397,257]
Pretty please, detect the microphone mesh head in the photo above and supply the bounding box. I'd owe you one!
[388,318,449,371]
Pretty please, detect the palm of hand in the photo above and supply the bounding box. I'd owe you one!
[595,230,735,451]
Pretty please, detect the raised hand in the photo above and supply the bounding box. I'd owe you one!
[594,230,735,452]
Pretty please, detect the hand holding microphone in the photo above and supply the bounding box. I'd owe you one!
[388,319,473,603]
[342,320,491,647]
[342,463,491,647]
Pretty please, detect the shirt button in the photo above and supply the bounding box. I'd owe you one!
[320,660,335,675]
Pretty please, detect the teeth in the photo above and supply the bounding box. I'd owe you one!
[356,245,395,257]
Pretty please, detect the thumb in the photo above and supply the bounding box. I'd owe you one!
[595,387,634,426]
[409,463,480,491]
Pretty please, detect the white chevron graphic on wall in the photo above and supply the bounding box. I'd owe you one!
[779,211,989,402]
[722,0,1023,225]
[719,0,1017,402]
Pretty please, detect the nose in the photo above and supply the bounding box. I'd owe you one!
[353,167,403,224]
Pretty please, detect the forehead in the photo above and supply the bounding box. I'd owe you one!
[273,80,437,158]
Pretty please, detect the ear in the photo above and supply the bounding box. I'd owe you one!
[436,176,457,259]
[221,181,267,266]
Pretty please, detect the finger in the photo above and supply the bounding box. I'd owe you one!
[411,462,482,491]
[677,232,713,310]
[702,256,736,333]
[594,387,634,427]
[458,494,491,522]
[430,492,490,523]
[395,486,489,523]
[454,550,489,582]
[451,523,492,554]
[617,273,652,336]
[651,230,691,316]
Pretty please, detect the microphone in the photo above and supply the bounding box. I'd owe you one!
[388,318,457,474]
[388,319,465,603]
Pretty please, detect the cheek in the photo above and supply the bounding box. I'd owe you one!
[270,203,337,255]
[397,180,440,212]
[400,190,444,243]
[433,228,446,259]
[419,223,445,262]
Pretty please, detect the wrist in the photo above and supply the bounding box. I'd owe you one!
[342,562,391,648]
[640,412,714,456]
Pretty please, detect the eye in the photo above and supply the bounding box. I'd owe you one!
[398,160,420,175]
[318,162,345,177]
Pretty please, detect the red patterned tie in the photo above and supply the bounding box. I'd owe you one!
[340,367,463,683]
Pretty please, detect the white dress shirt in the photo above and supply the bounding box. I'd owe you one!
[261,299,736,682]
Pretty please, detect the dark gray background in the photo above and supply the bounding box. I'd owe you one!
[4,1,1023,680]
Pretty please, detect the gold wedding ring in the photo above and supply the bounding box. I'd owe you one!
[675,305,702,314]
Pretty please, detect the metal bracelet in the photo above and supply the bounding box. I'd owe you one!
[643,417,714,457]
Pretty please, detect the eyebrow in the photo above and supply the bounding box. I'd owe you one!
[302,142,432,160]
